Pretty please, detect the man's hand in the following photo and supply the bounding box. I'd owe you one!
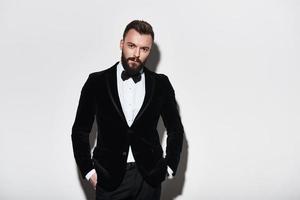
[89,172,97,190]
[167,166,174,179]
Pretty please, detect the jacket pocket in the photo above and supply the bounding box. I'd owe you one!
[148,157,168,182]
[93,158,111,181]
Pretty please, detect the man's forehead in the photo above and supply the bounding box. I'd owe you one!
[124,29,153,41]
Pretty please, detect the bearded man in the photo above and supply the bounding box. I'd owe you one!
[71,20,184,200]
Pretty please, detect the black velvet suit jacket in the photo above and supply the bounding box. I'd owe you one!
[71,62,184,191]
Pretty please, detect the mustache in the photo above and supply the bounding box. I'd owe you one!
[127,57,142,64]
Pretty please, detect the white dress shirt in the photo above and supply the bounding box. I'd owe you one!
[85,62,173,180]
[117,62,145,162]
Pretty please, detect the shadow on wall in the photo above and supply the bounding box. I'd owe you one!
[145,42,160,72]
[150,43,189,199]
[76,120,97,200]
[75,42,189,200]
[158,117,188,200]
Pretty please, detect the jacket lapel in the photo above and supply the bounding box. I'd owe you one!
[133,67,156,124]
[105,63,156,126]
[105,62,128,125]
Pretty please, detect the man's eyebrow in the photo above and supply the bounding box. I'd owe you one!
[126,42,150,49]
[126,42,136,45]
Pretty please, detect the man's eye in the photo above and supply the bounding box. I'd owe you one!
[141,48,149,52]
[128,44,135,48]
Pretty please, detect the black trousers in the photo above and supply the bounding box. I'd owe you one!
[96,163,161,200]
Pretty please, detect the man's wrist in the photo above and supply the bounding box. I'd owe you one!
[85,169,96,180]
[167,166,174,179]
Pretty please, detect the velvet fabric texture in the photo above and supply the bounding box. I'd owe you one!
[71,62,184,191]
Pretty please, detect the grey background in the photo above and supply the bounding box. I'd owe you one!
[0,0,299,199]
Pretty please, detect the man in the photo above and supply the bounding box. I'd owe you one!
[71,20,184,200]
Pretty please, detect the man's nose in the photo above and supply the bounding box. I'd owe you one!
[134,48,140,57]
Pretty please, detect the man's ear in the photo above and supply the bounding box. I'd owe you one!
[120,39,124,50]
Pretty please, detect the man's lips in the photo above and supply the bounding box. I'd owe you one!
[127,57,141,64]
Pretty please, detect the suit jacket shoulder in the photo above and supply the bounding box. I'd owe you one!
[154,71,175,93]
[88,62,118,80]
[84,62,119,90]
[144,67,171,83]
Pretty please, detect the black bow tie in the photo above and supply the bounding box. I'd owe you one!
[121,70,142,83]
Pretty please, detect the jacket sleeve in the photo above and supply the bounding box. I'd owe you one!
[71,74,96,178]
[160,75,184,176]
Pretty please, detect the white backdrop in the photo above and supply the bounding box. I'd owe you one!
[1,0,300,199]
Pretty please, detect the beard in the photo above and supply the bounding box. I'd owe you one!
[121,52,145,76]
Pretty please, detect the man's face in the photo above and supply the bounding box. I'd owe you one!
[120,29,153,75]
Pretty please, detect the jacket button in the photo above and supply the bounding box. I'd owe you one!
[122,152,127,156]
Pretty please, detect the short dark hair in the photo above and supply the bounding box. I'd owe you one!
[123,20,154,40]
